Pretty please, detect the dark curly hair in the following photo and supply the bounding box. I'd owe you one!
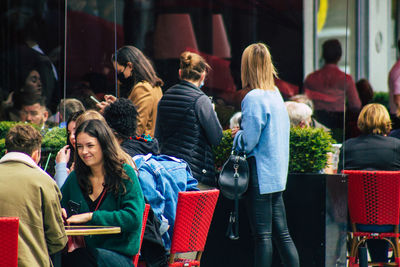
[74,119,131,196]
[103,98,138,140]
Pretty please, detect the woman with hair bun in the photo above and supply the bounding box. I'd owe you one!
[155,51,223,188]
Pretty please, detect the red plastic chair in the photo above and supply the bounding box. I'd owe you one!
[133,204,150,267]
[168,189,220,267]
[0,217,19,267]
[343,170,400,267]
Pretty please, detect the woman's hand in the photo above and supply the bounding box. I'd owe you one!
[66,212,93,225]
[104,94,117,103]
[56,145,70,164]
[96,95,117,114]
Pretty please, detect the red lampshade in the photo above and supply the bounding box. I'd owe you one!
[153,14,198,59]
[213,14,231,58]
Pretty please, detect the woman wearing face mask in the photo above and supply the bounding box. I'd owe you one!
[155,51,223,188]
[111,46,163,137]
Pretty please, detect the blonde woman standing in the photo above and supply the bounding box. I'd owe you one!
[233,43,299,267]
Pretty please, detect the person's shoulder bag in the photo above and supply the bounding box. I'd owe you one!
[218,137,249,240]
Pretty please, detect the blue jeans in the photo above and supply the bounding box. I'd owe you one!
[246,157,299,267]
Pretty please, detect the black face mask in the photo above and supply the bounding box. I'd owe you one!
[117,72,129,84]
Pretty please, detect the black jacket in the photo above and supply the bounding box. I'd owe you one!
[121,137,160,157]
[338,134,400,172]
[155,80,222,186]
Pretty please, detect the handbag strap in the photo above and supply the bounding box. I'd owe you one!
[232,136,246,156]
[94,188,107,211]
[233,158,240,239]
[227,156,240,240]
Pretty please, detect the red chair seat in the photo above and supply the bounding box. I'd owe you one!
[0,217,19,267]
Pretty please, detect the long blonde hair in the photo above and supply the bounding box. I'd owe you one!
[241,43,277,90]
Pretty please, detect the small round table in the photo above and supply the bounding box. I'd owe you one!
[65,225,121,236]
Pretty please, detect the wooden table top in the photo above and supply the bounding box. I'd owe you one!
[65,225,121,236]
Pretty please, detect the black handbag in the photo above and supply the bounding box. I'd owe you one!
[218,138,249,240]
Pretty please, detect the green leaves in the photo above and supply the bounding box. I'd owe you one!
[213,129,233,171]
[289,127,335,173]
[42,127,67,150]
[212,127,335,174]
[0,121,67,158]
[0,121,23,139]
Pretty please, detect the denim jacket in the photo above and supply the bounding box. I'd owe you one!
[133,154,199,249]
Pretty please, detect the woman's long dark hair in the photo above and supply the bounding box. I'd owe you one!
[112,45,164,88]
[66,110,84,168]
[74,119,131,196]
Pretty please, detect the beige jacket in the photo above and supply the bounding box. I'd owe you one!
[0,152,67,267]
[128,81,163,137]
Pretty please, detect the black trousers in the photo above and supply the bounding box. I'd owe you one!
[246,157,299,267]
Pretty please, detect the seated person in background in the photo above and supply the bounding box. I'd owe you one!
[286,101,336,174]
[289,94,330,131]
[3,67,43,121]
[338,103,400,263]
[54,111,84,188]
[229,111,242,134]
[57,98,85,128]
[0,124,67,266]
[19,95,55,130]
[284,101,312,127]
[103,98,160,156]
[356,79,374,107]
[61,119,144,267]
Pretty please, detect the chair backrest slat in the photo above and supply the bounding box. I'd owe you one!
[132,204,150,266]
[344,170,400,225]
[170,189,219,254]
[0,217,19,267]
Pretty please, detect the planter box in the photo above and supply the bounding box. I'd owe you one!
[201,173,347,267]
[284,173,348,267]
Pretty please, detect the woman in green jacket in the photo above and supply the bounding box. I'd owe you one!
[61,119,145,267]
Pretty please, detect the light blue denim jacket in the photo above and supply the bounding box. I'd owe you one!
[234,88,290,195]
[133,154,199,249]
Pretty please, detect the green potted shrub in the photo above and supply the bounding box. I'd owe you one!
[213,127,335,173]
[40,127,67,175]
[0,121,66,176]
[289,127,335,173]
[213,129,233,172]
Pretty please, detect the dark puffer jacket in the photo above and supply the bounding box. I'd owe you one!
[155,80,222,186]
